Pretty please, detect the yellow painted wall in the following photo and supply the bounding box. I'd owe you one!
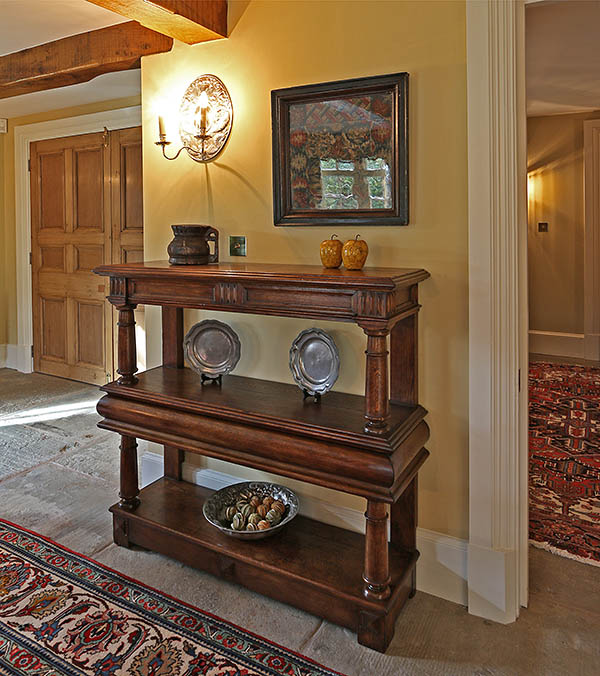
[142,0,468,539]
[527,112,600,335]
[0,133,7,346]
[0,95,140,347]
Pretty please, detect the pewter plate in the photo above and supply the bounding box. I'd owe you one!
[203,481,299,540]
[184,320,241,377]
[289,328,340,396]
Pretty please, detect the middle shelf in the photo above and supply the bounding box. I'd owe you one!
[98,367,430,501]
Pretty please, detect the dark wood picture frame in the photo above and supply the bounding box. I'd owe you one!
[271,72,408,227]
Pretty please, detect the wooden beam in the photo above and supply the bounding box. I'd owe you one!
[0,22,173,100]
[86,0,227,44]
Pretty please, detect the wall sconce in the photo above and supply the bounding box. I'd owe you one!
[155,74,233,162]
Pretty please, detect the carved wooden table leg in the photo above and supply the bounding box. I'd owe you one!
[119,435,139,510]
[362,325,390,434]
[363,500,391,600]
[116,304,138,385]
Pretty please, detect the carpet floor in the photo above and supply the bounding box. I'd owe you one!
[1,368,600,675]
[529,362,600,565]
[0,518,345,676]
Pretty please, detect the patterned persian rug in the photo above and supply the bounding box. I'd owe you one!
[0,519,346,676]
[529,362,600,565]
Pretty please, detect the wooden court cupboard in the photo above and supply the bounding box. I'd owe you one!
[93,261,430,653]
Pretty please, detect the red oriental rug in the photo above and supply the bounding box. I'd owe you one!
[0,519,347,676]
[529,362,600,565]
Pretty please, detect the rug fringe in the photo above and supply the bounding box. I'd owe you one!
[529,539,600,568]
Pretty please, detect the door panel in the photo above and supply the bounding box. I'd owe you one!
[74,148,104,231]
[76,300,105,367]
[39,152,65,229]
[31,127,143,385]
[40,297,66,360]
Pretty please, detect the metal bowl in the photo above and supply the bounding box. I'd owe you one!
[203,481,299,540]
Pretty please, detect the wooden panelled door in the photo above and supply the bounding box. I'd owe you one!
[30,127,143,385]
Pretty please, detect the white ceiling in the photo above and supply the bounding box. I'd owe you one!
[0,0,128,55]
[527,0,600,116]
[0,0,140,118]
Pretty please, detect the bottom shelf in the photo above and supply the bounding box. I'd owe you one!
[110,478,417,650]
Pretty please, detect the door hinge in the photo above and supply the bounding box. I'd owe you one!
[31,345,34,358]
[27,158,31,172]
[518,368,521,393]
[29,252,32,265]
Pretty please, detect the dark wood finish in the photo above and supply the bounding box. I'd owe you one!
[391,476,418,597]
[94,260,430,652]
[86,0,227,44]
[162,306,184,367]
[363,501,391,600]
[0,22,172,100]
[116,305,137,385]
[97,368,429,501]
[119,435,139,510]
[271,72,409,227]
[390,287,419,406]
[362,325,390,433]
[162,306,184,479]
[94,260,428,325]
[110,479,417,632]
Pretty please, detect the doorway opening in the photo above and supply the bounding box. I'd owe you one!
[526,1,600,568]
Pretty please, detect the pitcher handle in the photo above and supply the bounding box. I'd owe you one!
[207,228,219,263]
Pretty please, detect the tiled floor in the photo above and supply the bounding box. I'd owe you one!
[1,368,599,675]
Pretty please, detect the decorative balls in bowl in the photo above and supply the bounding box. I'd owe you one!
[203,482,299,540]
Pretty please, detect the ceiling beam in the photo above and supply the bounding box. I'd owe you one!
[0,22,173,100]
[85,0,227,44]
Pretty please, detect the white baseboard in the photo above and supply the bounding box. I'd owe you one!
[468,541,518,624]
[529,330,584,359]
[0,344,31,371]
[141,451,468,606]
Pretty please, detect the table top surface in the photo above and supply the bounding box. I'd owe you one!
[94,260,430,289]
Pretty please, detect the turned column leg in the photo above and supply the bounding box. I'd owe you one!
[363,500,391,600]
[362,326,390,434]
[119,435,139,510]
[116,304,138,386]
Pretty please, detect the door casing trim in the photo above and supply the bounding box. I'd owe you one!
[14,106,142,372]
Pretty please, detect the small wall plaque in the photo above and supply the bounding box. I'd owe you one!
[229,236,247,256]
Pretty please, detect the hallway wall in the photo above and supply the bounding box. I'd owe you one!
[527,112,600,337]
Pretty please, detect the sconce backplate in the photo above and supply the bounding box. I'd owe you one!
[179,74,233,162]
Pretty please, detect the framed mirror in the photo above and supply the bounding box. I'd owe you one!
[271,72,408,227]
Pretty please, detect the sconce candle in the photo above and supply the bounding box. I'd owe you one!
[199,90,208,135]
[155,74,233,163]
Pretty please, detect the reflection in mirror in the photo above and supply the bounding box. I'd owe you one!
[318,158,391,209]
[289,93,394,211]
